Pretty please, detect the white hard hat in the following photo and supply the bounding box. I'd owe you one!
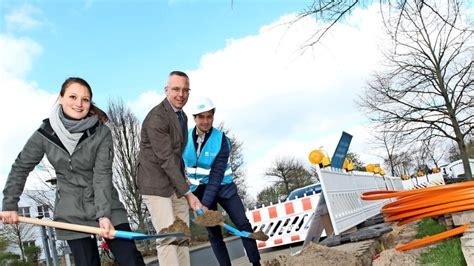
[190,96,215,115]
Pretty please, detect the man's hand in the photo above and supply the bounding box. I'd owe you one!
[185,193,203,211]
[1,211,19,224]
[98,217,115,239]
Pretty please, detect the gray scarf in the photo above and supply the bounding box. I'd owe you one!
[49,103,99,155]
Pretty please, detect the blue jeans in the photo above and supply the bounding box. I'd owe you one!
[194,184,261,266]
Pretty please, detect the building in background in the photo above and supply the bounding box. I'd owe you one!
[0,190,68,263]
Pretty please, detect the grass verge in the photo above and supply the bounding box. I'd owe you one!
[416,218,466,265]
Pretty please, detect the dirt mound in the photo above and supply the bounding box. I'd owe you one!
[250,230,269,241]
[263,243,361,266]
[195,210,224,226]
[373,249,418,265]
[158,216,191,237]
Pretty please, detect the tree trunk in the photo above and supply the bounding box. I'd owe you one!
[457,140,473,180]
[19,240,25,261]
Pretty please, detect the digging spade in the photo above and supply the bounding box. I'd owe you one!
[2,215,184,240]
[195,209,269,241]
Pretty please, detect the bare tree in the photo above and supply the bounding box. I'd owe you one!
[309,166,320,183]
[419,137,447,168]
[256,185,283,207]
[447,137,474,162]
[265,157,314,197]
[369,127,410,176]
[384,150,416,177]
[346,151,365,170]
[107,99,149,236]
[447,142,462,162]
[293,0,361,47]
[2,223,37,261]
[294,1,469,46]
[359,0,473,179]
[412,143,434,174]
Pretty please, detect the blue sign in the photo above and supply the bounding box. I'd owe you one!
[331,132,353,169]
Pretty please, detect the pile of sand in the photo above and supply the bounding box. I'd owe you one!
[373,249,418,265]
[250,230,269,241]
[194,210,224,226]
[263,243,361,266]
[194,210,269,241]
[159,216,191,237]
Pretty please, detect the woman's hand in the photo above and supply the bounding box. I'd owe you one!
[98,217,115,239]
[0,211,19,224]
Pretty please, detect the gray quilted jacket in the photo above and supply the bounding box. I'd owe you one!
[2,119,128,240]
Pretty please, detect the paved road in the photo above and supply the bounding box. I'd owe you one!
[147,237,246,266]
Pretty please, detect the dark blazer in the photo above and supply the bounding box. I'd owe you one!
[136,98,189,197]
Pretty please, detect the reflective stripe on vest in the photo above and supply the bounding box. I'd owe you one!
[186,166,233,176]
[183,128,233,192]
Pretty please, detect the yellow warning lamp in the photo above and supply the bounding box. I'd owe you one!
[366,164,375,172]
[417,170,424,177]
[308,149,331,167]
[401,175,409,180]
[373,166,381,174]
[343,159,354,171]
[380,169,385,175]
[321,156,331,167]
[309,150,324,164]
[432,167,440,173]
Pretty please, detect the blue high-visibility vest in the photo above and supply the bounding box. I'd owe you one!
[183,128,233,192]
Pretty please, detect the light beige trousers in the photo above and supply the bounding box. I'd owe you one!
[143,193,190,266]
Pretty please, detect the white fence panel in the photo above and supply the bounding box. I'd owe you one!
[318,167,390,235]
[402,172,444,190]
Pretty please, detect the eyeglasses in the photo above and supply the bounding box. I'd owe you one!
[168,86,191,94]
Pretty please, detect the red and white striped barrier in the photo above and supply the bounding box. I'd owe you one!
[246,192,322,249]
[247,168,445,249]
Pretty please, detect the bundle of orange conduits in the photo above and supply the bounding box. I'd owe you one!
[361,181,473,251]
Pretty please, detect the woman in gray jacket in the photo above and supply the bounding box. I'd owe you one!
[1,77,144,266]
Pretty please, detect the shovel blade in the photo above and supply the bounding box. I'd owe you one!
[196,209,254,238]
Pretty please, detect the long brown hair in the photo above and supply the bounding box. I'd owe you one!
[60,77,108,123]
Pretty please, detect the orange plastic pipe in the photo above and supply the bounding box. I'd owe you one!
[361,181,474,200]
[395,224,469,251]
[361,181,474,251]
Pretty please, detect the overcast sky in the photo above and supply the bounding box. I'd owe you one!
[0,1,403,198]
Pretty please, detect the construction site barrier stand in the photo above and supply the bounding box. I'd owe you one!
[245,166,445,249]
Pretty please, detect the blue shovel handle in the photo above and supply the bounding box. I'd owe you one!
[222,223,251,238]
[113,230,185,240]
[14,216,185,241]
